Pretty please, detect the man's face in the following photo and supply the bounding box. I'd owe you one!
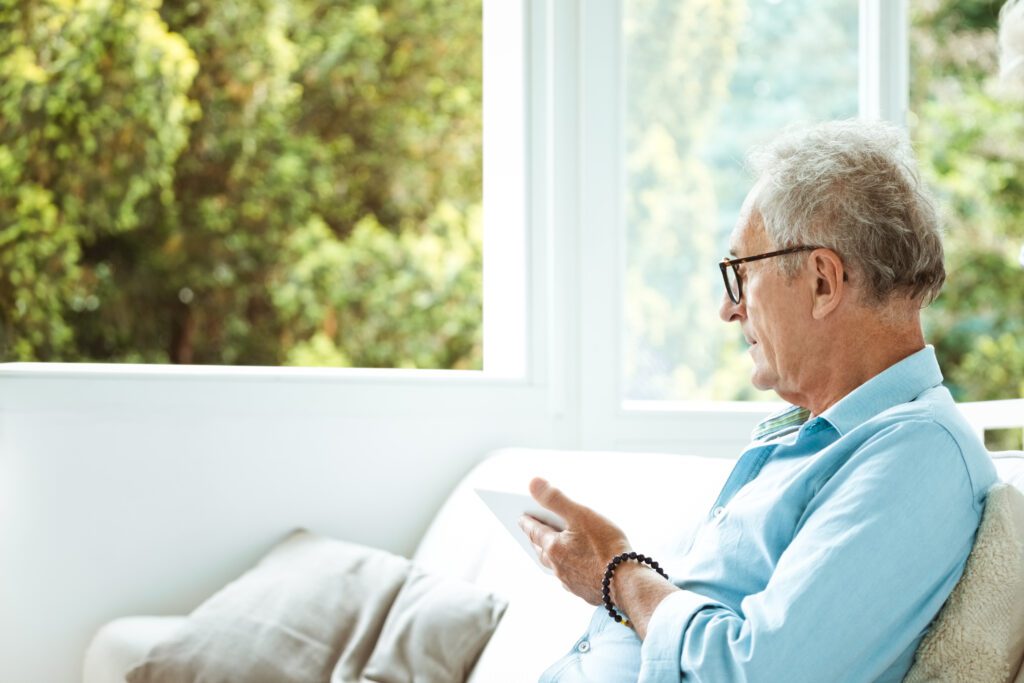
[719,190,813,396]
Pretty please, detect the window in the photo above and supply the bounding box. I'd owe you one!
[0,0,520,372]
[622,0,859,401]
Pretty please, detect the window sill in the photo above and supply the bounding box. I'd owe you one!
[0,362,526,386]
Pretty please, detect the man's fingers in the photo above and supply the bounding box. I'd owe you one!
[531,543,553,569]
[528,477,582,521]
[519,515,558,568]
[518,513,557,549]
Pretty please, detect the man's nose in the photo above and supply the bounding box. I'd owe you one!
[719,292,744,323]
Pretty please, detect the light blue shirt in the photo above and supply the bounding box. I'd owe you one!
[540,346,997,683]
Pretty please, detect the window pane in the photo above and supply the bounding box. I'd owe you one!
[1,0,483,369]
[911,1,1024,402]
[622,0,858,400]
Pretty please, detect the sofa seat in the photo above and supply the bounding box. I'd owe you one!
[83,447,1024,682]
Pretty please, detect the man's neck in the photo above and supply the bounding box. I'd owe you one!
[783,319,926,417]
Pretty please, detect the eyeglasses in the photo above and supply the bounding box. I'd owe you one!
[719,245,823,304]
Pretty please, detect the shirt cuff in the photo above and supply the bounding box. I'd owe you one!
[638,589,721,683]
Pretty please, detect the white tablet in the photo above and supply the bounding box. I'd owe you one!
[475,488,567,573]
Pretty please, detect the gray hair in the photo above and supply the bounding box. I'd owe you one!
[747,119,945,306]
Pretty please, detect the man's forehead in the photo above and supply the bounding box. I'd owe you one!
[728,200,766,256]
[727,183,765,253]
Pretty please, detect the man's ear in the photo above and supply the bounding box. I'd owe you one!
[809,249,845,320]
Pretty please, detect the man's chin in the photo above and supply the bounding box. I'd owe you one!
[750,371,774,392]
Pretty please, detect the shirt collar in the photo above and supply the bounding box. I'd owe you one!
[751,404,812,442]
[818,345,943,436]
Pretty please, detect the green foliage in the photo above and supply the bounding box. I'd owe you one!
[1,0,483,368]
[911,0,1024,402]
[271,203,481,369]
[0,0,198,360]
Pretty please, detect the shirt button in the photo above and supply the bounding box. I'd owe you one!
[712,506,725,519]
[577,640,591,653]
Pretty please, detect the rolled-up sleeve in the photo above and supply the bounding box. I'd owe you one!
[636,421,981,683]
[638,590,725,680]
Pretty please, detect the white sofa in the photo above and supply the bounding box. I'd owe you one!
[84,446,1024,682]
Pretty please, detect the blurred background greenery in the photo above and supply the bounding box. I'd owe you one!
[0,0,482,368]
[912,0,1024,410]
[911,0,1024,449]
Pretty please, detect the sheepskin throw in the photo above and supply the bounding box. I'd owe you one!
[904,483,1024,683]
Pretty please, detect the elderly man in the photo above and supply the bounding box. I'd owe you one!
[521,120,998,682]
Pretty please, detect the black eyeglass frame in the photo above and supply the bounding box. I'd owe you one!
[719,245,824,304]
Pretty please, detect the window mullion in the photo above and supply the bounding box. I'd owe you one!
[859,0,909,124]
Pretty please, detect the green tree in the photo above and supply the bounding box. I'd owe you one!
[1,0,483,369]
[911,0,1024,405]
[0,0,198,360]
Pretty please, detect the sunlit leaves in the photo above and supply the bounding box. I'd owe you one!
[912,0,1024,403]
[0,0,198,360]
[2,0,483,368]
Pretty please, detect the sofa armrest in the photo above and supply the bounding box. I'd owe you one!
[83,617,186,683]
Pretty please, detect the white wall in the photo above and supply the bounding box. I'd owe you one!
[0,366,565,683]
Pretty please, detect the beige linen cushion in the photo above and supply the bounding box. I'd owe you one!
[355,566,508,683]
[127,530,506,683]
[904,484,1024,683]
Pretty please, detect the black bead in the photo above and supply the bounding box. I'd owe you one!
[637,554,646,562]
[613,556,622,564]
[628,551,637,559]
[651,561,659,569]
[614,614,622,623]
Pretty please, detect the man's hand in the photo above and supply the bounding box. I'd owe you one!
[517,477,632,605]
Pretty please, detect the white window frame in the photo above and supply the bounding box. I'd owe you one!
[1,1,562,425]
[483,0,529,378]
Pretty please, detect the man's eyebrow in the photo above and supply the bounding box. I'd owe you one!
[728,247,739,257]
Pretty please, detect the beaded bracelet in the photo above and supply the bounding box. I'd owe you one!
[602,551,669,626]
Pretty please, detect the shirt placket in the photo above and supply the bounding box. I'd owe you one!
[707,444,779,518]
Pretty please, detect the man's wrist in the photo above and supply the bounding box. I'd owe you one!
[605,557,677,639]
[607,556,669,611]
[608,559,646,606]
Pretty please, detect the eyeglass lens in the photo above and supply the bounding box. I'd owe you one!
[726,265,740,302]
